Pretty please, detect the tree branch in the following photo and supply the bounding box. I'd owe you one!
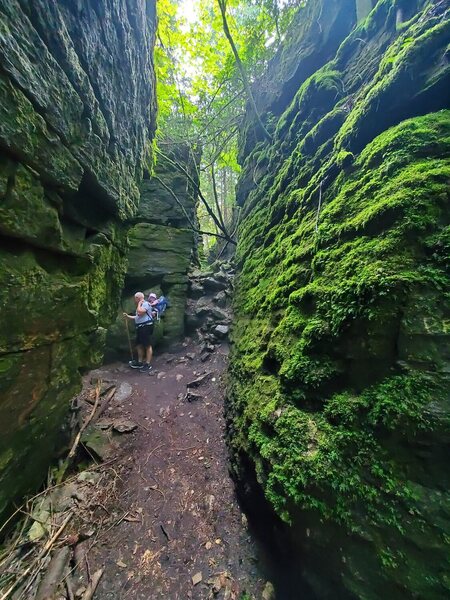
[211,163,227,232]
[217,0,272,142]
[155,147,232,239]
[154,175,236,245]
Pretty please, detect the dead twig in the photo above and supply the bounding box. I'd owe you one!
[81,568,103,600]
[0,457,119,537]
[144,444,165,466]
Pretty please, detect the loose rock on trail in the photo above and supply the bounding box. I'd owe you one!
[84,340,267,599]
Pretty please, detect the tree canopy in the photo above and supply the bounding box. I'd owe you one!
[155,0,301,249]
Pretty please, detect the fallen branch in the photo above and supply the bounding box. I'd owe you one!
[93,386,116,423]
[0,512,72,600]
[35,546,70,600]
[0,458,118,537]
[69,383,101,460]
[56,383,103,484]
[81,568,104,600]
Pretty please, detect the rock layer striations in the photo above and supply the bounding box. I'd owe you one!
[229,1,450,597]
[0,0,156,521]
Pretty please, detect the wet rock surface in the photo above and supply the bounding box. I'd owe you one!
[0,0,156,521]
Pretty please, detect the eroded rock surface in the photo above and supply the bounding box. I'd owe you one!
[0,0,156,521]
[229,1,450,598]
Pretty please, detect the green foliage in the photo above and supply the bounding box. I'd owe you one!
[155,0,299,243]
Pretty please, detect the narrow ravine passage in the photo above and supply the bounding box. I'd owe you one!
[83,341,267,600]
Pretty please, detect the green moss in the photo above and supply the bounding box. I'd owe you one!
[231,103,450,595]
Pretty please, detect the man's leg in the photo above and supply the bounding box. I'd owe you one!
[136,344,144,363]
[139,343,153,372]
[145,344,153,365]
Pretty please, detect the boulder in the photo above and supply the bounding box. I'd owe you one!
[213,325,229,339]
[203,277,227,292]
[213,291,228,308]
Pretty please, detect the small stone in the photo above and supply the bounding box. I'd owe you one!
[262,581,276,600]
[116,560,127,568]
[29,520,46,541]
[176,374,184,381]
[81,427,113,460]
[192,572,202,586]
[185,391,203,403]
[214,324,229,338]
[115,382,133,403]
[215,538,222,545]
[157,371,166,379]
[187,372,211,388]
[77,471,101,485]
[112,419,137,434]
[205,541,212,550]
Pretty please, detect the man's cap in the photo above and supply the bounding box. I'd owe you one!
[149,293,157,299]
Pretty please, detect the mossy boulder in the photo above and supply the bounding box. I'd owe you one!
[230,1,450,597]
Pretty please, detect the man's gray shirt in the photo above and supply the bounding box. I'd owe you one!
[135,301,152,324]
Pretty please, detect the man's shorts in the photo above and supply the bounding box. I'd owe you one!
[135,322,154,347]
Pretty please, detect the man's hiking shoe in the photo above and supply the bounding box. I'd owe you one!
[128,360,143,369]
[139,363,152,373]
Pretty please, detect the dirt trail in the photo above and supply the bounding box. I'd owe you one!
[86,340,267,600]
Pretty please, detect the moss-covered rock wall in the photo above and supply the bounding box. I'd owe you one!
[0,0,156,522]
[105,146,199,357]
[229,1,450,597]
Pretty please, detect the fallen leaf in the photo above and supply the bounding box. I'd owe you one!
[116,560,127,568]
[192,572,203,586]
[205,541,212,550]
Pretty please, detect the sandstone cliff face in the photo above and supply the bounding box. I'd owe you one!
[106,146,199,358]
[229,0,450,597]
[0,0,156,520]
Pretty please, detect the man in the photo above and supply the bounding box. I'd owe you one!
[123,292,153,372]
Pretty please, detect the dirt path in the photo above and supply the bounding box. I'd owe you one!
[86,340,268,600]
